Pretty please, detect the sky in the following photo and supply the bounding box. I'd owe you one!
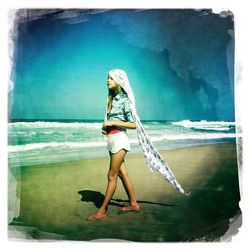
[9,9,235,121]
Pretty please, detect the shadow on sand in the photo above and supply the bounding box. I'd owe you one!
[78,190,176,208]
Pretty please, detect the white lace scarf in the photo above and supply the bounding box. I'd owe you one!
[106,69,189,196]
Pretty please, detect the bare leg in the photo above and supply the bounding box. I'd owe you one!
[119,162,140,211]
[87,149,126,221]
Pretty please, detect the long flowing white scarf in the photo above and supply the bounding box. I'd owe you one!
[107,69,189,196]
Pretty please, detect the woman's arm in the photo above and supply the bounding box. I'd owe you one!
[103,120,136,129]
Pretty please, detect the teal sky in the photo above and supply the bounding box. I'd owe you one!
[10,9,235,121]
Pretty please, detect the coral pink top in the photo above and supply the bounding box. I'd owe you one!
[107,126,122,135]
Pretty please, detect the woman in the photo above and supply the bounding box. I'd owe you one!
[87,71,140,221]
[87,69,188,221]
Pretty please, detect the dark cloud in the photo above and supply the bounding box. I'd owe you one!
[13,9,110,24]
[103,9,235,120]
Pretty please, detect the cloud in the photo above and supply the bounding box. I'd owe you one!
[103,9,235,120]
[104,9,233,79]
[13,9,110,24]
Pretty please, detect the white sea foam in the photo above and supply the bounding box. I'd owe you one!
[171,120,238,130]
[9,132,241,154]
[8,120,239,155]
[9,121,102,129]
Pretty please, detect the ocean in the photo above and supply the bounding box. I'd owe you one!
[8,120,240,167]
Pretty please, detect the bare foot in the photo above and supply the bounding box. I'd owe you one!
[120,204,140,211]
[87,210,107,221]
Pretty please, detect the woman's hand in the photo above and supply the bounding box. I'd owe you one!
[102,121,115,135]
[103,121,114,128]
[101,127,107,135]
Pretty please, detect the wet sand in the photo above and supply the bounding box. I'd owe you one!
[8,142,241,242]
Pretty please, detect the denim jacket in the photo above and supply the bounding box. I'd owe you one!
[106,92,135,127]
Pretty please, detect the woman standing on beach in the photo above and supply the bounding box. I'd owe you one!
[87,70,140,221]
[87,69,188,221]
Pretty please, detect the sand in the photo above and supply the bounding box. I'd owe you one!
[8,142,241,242]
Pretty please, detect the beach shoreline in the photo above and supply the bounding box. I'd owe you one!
[8,142,241,242]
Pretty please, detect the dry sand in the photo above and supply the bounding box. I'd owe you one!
[9,142,241,242]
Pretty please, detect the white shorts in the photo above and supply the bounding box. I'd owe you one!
[106,131,131,154]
